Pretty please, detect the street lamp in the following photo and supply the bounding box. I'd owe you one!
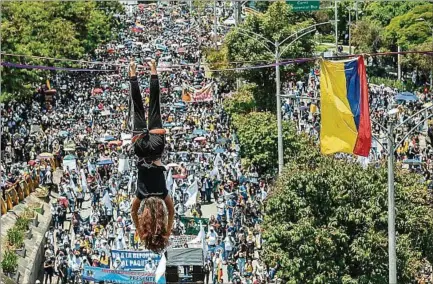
[347,6,354,55]
[221,21,333,174]
[371,103,433,284]
[417,18,433,88]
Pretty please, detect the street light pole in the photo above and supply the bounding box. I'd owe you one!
[387,121,397,284]
[275,42,284,174]
[348,7,352,55]
[335,0,339,53]
[222,22,332,174]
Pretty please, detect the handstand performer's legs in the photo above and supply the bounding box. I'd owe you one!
[130,76,147,134]
[148,75,163,130]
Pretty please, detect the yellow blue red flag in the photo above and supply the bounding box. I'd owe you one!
[320,56,371,157]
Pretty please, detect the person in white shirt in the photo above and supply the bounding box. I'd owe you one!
[206,226,218,247]
[224,235,233,260]
[115,233,126,250]
[145,258,155,273]
[113,257,124,270]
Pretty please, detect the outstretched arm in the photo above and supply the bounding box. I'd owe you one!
[164,195,175,237]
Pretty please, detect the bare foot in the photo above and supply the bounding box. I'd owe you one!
[148,59,157,75]
[129,58,137,77]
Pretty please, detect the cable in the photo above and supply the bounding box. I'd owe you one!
[2,50,432,73]
[1,0,432,2]
[1,52,278,68]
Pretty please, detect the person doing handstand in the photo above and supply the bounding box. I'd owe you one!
[129,59,175,253]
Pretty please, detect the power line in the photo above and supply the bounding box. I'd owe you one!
[0,52,280,68]
[1,0,432,2]
[2,50,432,73]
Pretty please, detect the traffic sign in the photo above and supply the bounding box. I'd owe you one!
[286,1,320,12]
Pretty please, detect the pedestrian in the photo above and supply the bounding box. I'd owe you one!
[43,257,55,284]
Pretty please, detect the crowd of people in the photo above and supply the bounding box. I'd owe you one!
[1,3,432,284]
[1,3,271,284]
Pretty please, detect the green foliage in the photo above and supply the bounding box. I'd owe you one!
[220,2,316,112]
[223,84,257,115]
[204,46,236,86]
[6,227,24,249]
[364,2,425,27]
[321,34,335,44]
[369,76,405,91]
[1,250,18,274]
[383,4,433,49]
[1,1,123,100]
[401,42,433,76]
[231,111,307,173]
[15,216,30,232]
[351,20,383,54]
[262,147,433,283]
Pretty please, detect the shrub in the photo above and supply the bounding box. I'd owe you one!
[15,216,30,232]
[6,227,24,249]
[1,250,18,274]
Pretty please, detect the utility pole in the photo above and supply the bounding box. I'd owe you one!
[214,0,217,46]
[335,0,339,54]
[387,121,397,284]
[348,7,352,55]
[235,1,242,26]
[275,42,284,174]
[355,0,358,22]
[397,46,402,81]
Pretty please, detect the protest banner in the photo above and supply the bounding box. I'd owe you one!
[169,235,197,248]
[179,216,209,235]
[111,249,161,271]
[182,83,214,103]
[82,266,165,283]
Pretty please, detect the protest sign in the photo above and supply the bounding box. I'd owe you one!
[82,266,165,283]
[111,249,161,271]
[182,83,214,103]
[179,217,209,235]
[169,235,197,248]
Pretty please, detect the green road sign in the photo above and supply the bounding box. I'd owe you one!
[287,1,320,12]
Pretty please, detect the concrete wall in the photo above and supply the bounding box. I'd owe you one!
[0,194,52,284]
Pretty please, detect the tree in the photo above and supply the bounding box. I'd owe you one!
[262,146,433,283]
[0,1,123,100]
[222,83,257,115]
[231,111,306,174]
[383,4,433,50]
[204,46,236,88]
[351,20,383,54]
[364,2,425,27]
[218,2,317,112]
[401,42,433,77]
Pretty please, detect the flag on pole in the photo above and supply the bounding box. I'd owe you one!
[185,180,199,207]
[320,56,371,157]
[101,191,112,211]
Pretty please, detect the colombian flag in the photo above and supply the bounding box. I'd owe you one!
[320,56,371,157]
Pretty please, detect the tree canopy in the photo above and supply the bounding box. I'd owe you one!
[224,85,307,173]
[262,146,433,283]
[207,2,318,112]
[1,1,123,100]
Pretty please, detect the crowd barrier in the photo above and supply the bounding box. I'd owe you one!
[1,172,40,215]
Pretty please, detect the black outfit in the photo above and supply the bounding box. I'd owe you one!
[130,75,168,200]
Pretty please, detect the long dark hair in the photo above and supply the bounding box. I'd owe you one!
[138,197,169,253]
